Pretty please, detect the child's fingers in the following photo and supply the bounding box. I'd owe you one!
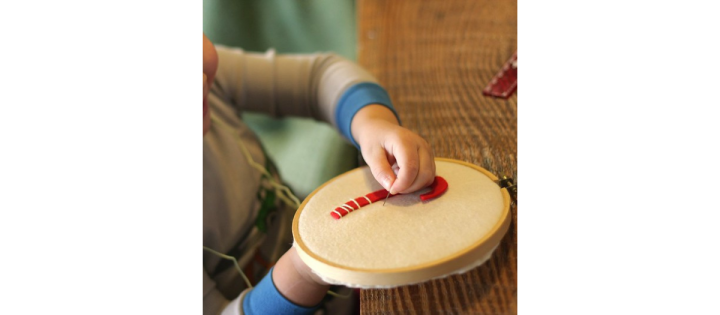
[399,145,436,193]
[388,143,420,194]
[364,146,397,191]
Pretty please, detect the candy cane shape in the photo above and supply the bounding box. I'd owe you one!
[330,176,448,220]
[419,176,448,201]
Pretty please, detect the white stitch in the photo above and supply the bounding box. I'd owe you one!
[332,208,343,218]
[363,196,372,204]
[341,204,354,213]
[350,199,360,208]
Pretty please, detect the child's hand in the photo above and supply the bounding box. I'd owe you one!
[273,247,330,307]
[351,105,436,194]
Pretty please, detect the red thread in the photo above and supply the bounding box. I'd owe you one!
[330,176,448,219]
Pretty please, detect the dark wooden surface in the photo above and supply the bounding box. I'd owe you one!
[357,0,517,313]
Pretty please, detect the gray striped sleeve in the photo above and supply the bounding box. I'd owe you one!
[211,46,379,128]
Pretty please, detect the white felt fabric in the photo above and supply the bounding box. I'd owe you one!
[297,160,504,273]
[303,244,499,289]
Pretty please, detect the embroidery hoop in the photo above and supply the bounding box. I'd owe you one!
[292,158,512,288]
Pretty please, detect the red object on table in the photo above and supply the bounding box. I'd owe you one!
[482,52,517,99]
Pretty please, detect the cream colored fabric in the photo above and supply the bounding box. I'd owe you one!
[309,245,498,289]
[295,160,506,288]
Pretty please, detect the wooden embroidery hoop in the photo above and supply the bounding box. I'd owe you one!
[292,158,512,288]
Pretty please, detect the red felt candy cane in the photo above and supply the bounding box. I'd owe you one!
[330,176,448,220]
[419,176,448,201]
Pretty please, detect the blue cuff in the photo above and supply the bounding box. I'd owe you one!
[335,82,401,148]
[242,267,319,315]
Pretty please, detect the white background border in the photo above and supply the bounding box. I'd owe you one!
[1,0,719,313]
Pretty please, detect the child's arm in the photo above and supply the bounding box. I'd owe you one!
[271,247,329,306]
[211,46,436,193]
[239,248,328,314]
[211,46,378,124]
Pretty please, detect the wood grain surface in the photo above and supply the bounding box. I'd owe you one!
[357,0,517,313]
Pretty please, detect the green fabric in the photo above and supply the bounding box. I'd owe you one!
[203,0,356,61]
[204,0,359,199]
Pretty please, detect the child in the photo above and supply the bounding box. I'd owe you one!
[203,34,435,314]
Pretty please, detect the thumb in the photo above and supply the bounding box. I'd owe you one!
[365,147,397,192]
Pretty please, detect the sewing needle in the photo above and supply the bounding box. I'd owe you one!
[383,191,391,206]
